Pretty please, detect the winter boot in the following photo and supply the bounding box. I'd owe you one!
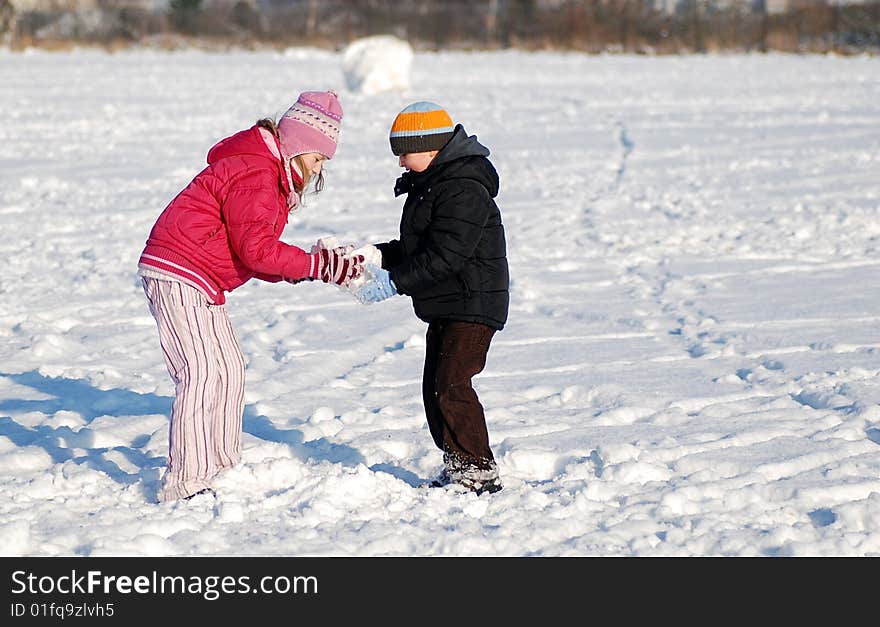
[440,452,503,495]
[456,464,503,495]
[428,467,453,488]
[183,487,216,501]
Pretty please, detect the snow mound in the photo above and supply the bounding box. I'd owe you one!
[0,520,31,556]
[342,36,413,94]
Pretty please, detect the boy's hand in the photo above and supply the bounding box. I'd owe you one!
[313,248,364,286]
[356,265,397,304]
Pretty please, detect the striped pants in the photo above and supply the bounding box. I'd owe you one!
[142,277,246,502]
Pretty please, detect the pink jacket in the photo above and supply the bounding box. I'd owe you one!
[139,125,316,304]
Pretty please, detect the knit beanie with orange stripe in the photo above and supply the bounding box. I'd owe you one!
[389,101,454,156]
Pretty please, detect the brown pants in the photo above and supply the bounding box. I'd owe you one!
[423,320,496,466]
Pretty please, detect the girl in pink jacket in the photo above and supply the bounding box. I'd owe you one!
[138,90,361,502]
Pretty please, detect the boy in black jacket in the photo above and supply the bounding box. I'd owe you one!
[357,102,509,495]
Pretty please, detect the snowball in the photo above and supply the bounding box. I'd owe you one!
[352,244,383,269]
[347,244,383,290]
[342,36,413,95]
[312,237,385,296]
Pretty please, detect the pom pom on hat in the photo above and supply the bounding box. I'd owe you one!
[389,101,454,156]
[278,90,343,160]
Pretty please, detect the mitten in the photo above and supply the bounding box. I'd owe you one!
[355,265,397,304]
[312,248,364,286]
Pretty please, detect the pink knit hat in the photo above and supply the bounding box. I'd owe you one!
[277,90,343,160]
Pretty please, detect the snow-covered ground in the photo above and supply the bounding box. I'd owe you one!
[1,49,879,556]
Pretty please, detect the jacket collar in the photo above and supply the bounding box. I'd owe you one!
[393,124,490,197]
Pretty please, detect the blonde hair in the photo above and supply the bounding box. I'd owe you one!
[256,118,325,198]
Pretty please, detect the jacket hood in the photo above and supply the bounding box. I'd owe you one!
[207,125,279,166]
[433,124,489,165]
[206,125,293,201]
[395,124,499,198]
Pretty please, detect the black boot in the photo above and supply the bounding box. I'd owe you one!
[182,488,216,501]
[437,452,503,495]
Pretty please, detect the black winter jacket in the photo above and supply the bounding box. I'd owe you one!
[377,125,510,330]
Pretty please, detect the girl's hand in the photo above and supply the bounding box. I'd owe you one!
[314,248,364,286]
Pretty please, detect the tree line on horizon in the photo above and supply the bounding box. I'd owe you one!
[1,1,878,53]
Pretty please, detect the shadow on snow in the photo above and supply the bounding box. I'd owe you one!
[0,370,413,497]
